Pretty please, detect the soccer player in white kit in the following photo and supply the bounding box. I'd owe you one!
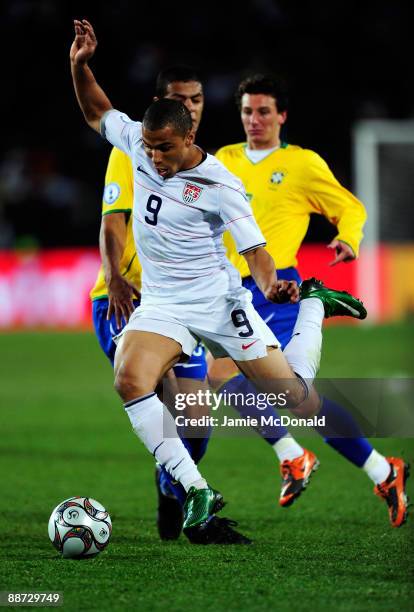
[70,20,370,542]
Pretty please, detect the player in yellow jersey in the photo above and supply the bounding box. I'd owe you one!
[210,74,409,527]
[90,66,250,543]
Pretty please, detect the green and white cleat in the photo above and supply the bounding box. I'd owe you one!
[300,277,367,320]
[183,486,224,538]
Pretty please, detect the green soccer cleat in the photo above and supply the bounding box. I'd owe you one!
[300,277,367,319]
[183,486,224,537]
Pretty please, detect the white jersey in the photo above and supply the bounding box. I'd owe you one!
[101,110,266,305]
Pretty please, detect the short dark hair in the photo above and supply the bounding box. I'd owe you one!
[235,74,288,112]
[142,98,193,136]
[155,65,202,98]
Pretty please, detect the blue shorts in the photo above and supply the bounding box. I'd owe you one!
[242,267,302,350]
[92,298,207,379]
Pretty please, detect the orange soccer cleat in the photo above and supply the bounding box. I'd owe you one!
[374,457,410,527]
[279,448,320,507]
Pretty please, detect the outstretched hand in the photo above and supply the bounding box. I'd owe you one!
[264,279,299,304]
[70,19,97,65]
[327,239,355,266]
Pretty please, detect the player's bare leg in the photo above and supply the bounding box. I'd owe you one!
[114,331,181,399]
[207,354,238,381]
[115,336,247,542]
[113,332,226,541]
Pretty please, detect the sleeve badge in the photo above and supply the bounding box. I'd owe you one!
[103,182,121,205]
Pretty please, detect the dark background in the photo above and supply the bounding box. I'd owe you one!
[1,0,412,249]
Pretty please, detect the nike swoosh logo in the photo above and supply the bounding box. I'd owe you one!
[335,298,361,317]
[137,165,150,176]
[242,339,259,350]
[136,164,163,186]
[177,363,200,368]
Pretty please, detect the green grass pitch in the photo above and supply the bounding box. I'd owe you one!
[0,324,413,611]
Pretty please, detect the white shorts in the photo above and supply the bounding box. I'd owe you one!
[118,287,280,361]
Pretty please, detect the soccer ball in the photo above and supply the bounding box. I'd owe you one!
[48,496,112,559]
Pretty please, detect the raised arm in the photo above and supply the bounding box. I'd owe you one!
[70,19,112,132]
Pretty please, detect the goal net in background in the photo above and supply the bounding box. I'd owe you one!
[353,120,414,322]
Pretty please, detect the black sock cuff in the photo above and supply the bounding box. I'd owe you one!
[294,372,310,402]
[124,392,156,409]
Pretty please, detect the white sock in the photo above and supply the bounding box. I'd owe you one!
[273,435,304,462]
[362,449,391,484]
[124,393,208,492]
[283,298,324,384]
[191,478,209,490]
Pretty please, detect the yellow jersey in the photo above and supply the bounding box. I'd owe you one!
[216,142,367,278]
[90,147,142,301]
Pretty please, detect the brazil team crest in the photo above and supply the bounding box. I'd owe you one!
[183,182,203,203]
[270,170,287,185]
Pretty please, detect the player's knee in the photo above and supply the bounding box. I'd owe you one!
[289,385,320,417]
[114,366,154,402]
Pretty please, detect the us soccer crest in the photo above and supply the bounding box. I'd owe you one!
[270,170,287,185]
[183,182,203,204]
